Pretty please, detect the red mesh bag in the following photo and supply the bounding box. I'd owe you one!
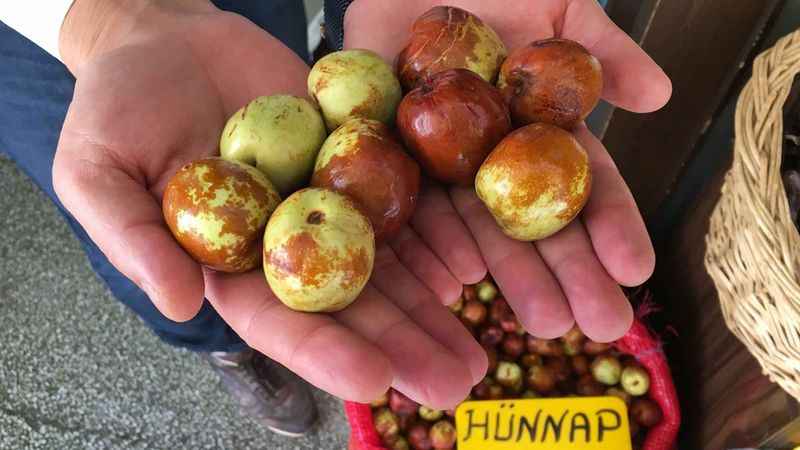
[344,317,680,450]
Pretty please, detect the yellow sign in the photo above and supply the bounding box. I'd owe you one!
[455,397,631,450]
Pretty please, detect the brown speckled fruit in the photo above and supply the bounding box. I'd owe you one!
[526,365,556,393]
[396,6,507,91]
[498,38,603,129]
[430,420,457,450]
[163,157,281,272]
[308,49,402,131]
[397,69,511,185]
[374,407,400,441]
[311,118,420,243]
[475,123,591,241]
[526,336,564,357]
[263,188,375,312]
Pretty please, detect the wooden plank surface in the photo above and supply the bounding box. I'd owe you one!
[601,0,784,220]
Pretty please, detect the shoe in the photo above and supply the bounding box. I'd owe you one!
[202,348,318,437]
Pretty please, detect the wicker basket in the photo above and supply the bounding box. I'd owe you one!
[705,29,800,400]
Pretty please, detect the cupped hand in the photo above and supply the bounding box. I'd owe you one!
[53,3,484,408]
[344,0,673,342]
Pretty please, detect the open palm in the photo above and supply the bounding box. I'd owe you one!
[53,6,484,409]
[344,0,673,342]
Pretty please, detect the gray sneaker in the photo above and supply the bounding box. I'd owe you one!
[202,349,318,437]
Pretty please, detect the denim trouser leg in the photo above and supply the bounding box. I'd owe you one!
[0,0,308,352]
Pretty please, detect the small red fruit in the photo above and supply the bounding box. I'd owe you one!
[502,334,525,359]
[489,298,513,324]
[498,38,603,129]
[499,313,523,334]
[571,354,590,376]
[397,69,511,185]
[461,300,487,326]
[583,340,611,355]
[430,420,457,450]
[526,365,556,393]
[462,285,478,302]
[311,118,420,243]
[397,413,418,432]
[480,326,504,347]
[396,6,507,91]
[408,423,433,450]
[389,390,420,416]
[484,346,498,374]
[526,336,564,356]
[545,356,572,383]
[471,378,492,400]
[488,384,504,400]
[575,373,605,396]
[520,353,542,368]
[630,398,662,427]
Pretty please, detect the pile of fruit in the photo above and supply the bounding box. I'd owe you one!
[368,278,663,450]
[161,5,603,313]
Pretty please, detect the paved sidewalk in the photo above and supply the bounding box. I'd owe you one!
[0,155,349,449]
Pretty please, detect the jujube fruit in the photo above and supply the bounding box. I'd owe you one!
[262,188,374,312]
[630,398,662,427]
[397,69,511,185]
[390,390,421,417]
[475,123,592,241]
[220,95,326,196]
[311,118,420,242]
[308,49,402,131]
[396,6,507,91]
[498,38,603,129]
[163,157,280,272]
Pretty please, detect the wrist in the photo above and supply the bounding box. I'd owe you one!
[59,0,215,73]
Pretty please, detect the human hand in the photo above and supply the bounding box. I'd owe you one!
[53,1,484,408]
[344,0,672,342]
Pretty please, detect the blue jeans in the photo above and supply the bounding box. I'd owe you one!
[0,0,308,352]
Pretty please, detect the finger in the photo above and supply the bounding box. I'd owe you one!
[203,270,393,403]
[574,124,655,286]
[561,0,672,112]
[411,182,487,284]
[371,245,488,384]
[335,285,474,409]
[450,186,574,338]
[534,221,633,343]
[388,226,462,305]
[53,144,204,321]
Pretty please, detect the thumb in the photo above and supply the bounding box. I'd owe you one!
[53,132,205,322]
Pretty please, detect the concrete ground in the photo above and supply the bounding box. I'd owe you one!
[0,154,349,449]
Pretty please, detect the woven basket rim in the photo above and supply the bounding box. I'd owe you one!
[705,28,800,401]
